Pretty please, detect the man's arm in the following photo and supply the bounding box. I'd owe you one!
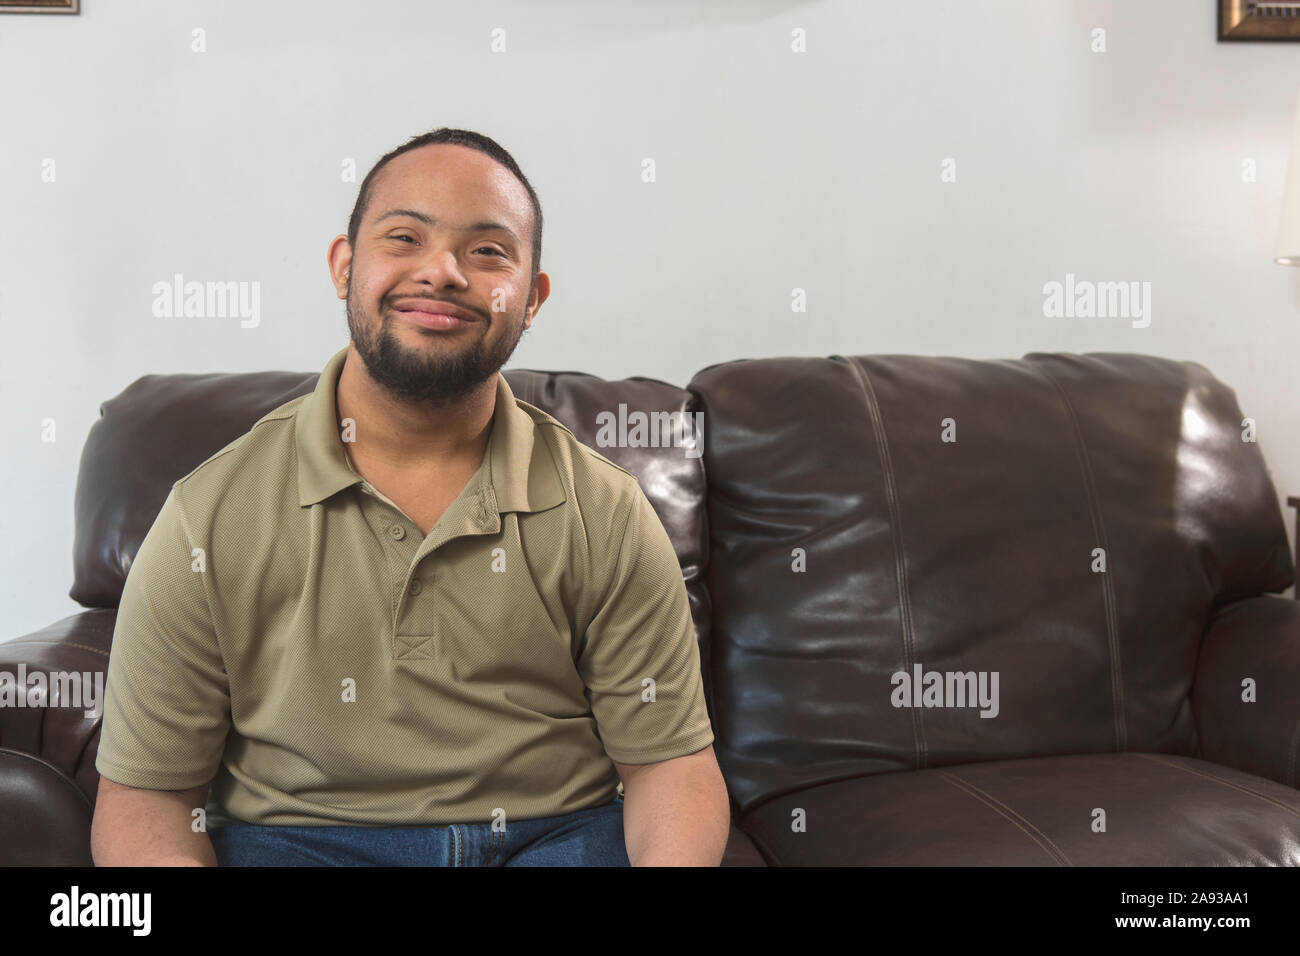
[90,775,218,867]
[92,485,231,867]
[612,744,730,866]
[583,480,724,865]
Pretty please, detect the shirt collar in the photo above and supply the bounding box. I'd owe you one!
[296,345,565,516]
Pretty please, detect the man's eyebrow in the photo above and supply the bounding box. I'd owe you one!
[372,208,520,243]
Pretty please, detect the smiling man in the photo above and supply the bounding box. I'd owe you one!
[90,128,730,867]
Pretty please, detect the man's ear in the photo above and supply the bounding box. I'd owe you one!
[523,272,550,332]
[327,235,353,300]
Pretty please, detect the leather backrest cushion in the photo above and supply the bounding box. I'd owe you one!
[69,365,710,697]
[71,367,318,608]
[689,352,1294,812]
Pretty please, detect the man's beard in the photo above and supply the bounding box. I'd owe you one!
[345,290,527,408]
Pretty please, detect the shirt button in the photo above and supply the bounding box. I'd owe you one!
[389,524,406,540]
[409,580,423,596]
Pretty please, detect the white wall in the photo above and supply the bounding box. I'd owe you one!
[3,0,1299,636]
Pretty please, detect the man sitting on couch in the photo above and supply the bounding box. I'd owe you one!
[89,128,729,867]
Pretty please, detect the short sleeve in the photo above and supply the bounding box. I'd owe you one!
[95,485,231,790]
[577,482,715,764]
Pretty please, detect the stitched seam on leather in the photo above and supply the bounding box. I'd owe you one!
[1286,714,1300,788]
[1135,753,1300,817]
[1029,361,1127,751]
[937,770,1072,865]
[1284,712,1294,790]
[6,640,109,659]
[843,357,925,769]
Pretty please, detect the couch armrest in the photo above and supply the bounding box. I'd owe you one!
[0,609,115,864]
[1192,595,1300,790]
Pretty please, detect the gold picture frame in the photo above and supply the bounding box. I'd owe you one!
[1220,0,1300,40]
[0,0,78,12]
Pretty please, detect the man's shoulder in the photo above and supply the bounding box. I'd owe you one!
[167,393,307,518]
[514,398,644,509]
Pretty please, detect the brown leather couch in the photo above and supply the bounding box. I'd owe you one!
[4,351,1299,866]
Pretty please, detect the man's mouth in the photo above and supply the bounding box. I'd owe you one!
[391,299,479,331]
[395,309,477,331]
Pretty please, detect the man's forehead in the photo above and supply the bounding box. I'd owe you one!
[368,144,528,222]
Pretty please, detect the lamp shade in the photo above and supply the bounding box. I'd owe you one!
[1277,90,1300,265]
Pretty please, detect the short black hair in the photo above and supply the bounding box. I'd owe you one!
[347,128,543,280]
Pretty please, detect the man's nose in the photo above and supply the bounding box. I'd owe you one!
[409,246,469,287]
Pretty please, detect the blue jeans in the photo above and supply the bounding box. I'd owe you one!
[209,794,629,866]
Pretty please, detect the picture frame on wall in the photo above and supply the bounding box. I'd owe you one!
[0,0,79,12]
[1220,0,1300,40]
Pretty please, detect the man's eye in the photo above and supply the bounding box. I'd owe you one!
[476,247,504,257]
[389,234,416,243]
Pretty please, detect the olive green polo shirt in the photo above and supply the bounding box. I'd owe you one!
[95,345,714,828]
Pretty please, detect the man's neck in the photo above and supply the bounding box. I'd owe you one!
[335,344,497,476]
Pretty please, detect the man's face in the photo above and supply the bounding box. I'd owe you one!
[337,143,542,407]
